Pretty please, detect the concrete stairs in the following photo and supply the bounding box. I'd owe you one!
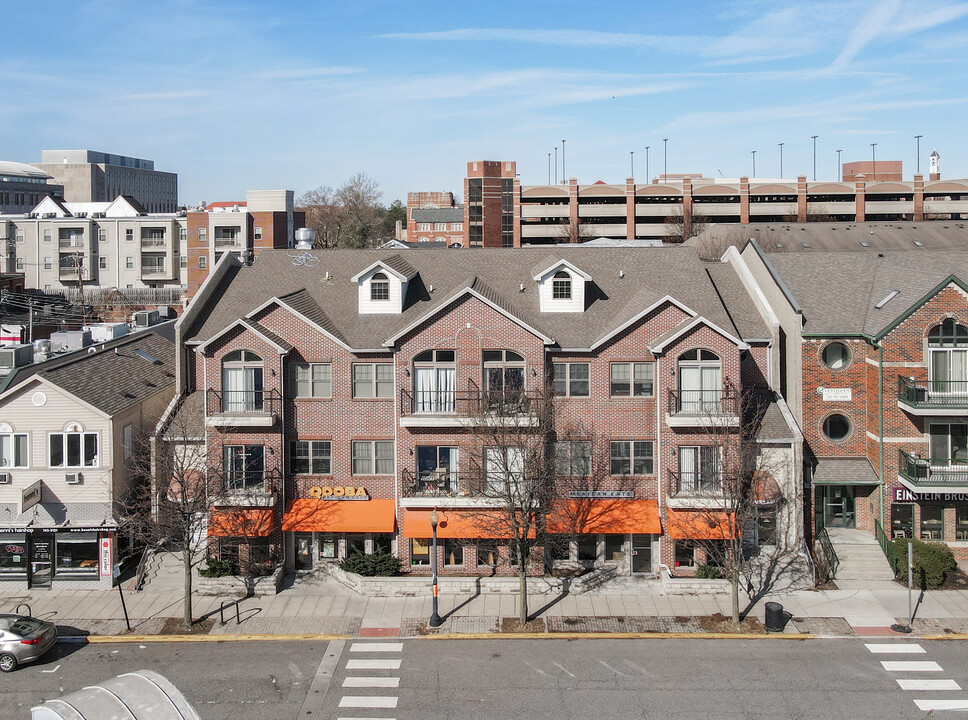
[826,528,896,582]
[139,549,192,593]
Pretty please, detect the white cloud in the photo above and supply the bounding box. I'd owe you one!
[253,66,362,80]
[120,90,211,100]
[829,0,903,70]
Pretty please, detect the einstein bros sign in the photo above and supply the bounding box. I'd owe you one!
[309,486,370,501]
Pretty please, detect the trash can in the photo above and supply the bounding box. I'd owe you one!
[765,601,784,632]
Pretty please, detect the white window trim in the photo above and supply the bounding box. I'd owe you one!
[290,440,333,475]
[352,363,394,399]
[48,431,99,469]
[609,362,655,398]
[291,362,333,398]
[609,440,654,476]
[553,362,590,397]
[351,440,394,476]
[0,433,28,468]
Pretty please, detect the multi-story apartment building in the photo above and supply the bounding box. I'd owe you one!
[163,246,804,581]
[414,159,968,248]
[406,191,464,245]
[0,331,174,589]
[731,242,968,564]
[34,150,177,213]
[0,162,63,215]
[185,190,303,297]
[0,195,188,295]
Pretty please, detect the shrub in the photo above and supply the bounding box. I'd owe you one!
[891,537,957,589]
[695,564,724,579]
[199,558,237,577]
[340,551,401,577]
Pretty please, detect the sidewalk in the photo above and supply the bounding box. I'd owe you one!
[2,574,968,640]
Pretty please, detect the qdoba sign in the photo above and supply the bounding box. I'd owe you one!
[308,486,370,500]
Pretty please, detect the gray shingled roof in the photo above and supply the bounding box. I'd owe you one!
[689,221,968,253]
[765,251,968,336]
[411,208,463,223]
[17,332,175,416]
[811,457,880,485]
[183,247,769,351]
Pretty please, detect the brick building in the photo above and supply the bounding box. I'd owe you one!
[161,247,804,581]
[405,191,463,244]
[732,242,968,564]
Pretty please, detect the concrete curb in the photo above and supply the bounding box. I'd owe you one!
[64,633,350,644]
[417,632,817,641]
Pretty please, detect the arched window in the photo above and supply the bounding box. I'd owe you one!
[221,350,264,412]
[482,350,526,410]
[677,349,722,414]
[929,319,968,392]
[413,349,456,414]
[552,270,572,300]
[370,272,390,301]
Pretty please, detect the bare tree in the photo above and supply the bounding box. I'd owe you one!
[553,218,594,244]
[668,389,799,624]
[694,227,750,262]
[666,204,709,244]
[297,173,385,249]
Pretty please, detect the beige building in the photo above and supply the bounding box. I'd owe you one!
[0,331,174,589]
[35,150,177,214]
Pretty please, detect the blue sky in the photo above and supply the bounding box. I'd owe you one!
[4,0,967,206]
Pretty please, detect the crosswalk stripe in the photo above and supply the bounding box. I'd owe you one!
[865,643,925,654]
[897,679,962,691]
[343,676,401,688]
[881,661,943,672]
[339,696,399,708]
[346,658,402,670]
[914,699,968,711]
[350,642,404,653]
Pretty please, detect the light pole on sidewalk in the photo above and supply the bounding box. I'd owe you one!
[429,508,442,627]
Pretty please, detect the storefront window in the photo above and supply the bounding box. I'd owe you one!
[756,507,778,547]
[346,534,366,557]
[578,536,597,562]
[443,539,463,566]
[892,504,914,539]
[0,533,26,574]
[957,508,968,541]
[477,541,498,567]
[604,535,625,562]
[373,534,393,555]
[921,506,944,540]
[675,540,696,568]
[56,532,99,574]
[319,534,337,559]
[411,538,431,566]
[249,539,270,569]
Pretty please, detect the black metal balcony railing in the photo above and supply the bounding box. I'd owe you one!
[668,468,724,496]
[401,468,478,498]
[207,388,282,416]
[400,387,536,417]
[667,383,738,417]
[898,448,968,488]
[897,376,968,410]
[220,467,282,496]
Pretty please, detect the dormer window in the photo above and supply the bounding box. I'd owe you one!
[370,273,390,301]
[552,271,572,300]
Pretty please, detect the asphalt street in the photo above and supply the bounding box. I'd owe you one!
[0,637,966,719]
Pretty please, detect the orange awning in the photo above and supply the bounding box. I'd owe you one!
[402,509,536,539]
[666,508,735,540]
[547,499,662,535]
[208,509,274,537]
[282,499,396,533]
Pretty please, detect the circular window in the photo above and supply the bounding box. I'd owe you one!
[823,414,851,442]
[31,392,47,407]
[822,342,850,370]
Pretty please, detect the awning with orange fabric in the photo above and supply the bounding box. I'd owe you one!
[282,499,396,533]
[402,508,536,539]
[546,499,662,535]
[666,508,735,540]
[207,509,274,537]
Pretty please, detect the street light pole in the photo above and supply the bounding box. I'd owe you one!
[751,150,756,178]
[915,135,923,175]
[554,147,558,185]
[837,149,843,181]
[630,151,634,178]
[663,138,668,182]
[429,508,442,627]
[547,153,551,185]
[561,139,566,183]
[645,146,650,183]
[778,142,784,178]
[811,136,818,181]
[871,143,877,182]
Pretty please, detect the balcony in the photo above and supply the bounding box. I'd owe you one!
[666,384,740,427]
[141,237,167,248]
[211,469,281,507]
[898,449,968,493]
[667,468,729,508]
[58,239,85,249]
[140,265,168,277]
[214,236,241,247]
[399,386,538,428]
[897,376,968,416]
[206,389,281,428]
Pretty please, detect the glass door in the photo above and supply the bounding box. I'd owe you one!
[822,485,855,528]
[294,532,313,571]
[631,534,653,573]
[29,532,54,589]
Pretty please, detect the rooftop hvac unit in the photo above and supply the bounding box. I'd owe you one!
[49,330,92,352]
[75,212,87,218]
[42,213,55,219]
[133,310,160,328]
[0,343,33,368]
[65,472,83,485]
[92,212,105,218]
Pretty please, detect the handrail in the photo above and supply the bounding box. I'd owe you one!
[668,381,739,417]
[207,388,281,416]
[667,467,724,496]
[898,448,968,486]
[134,545,154,592]
[401,468,479,498]
[814,526,839,580]
[898,374,968,406]
[873,518,899,575]
[399,384,537,417]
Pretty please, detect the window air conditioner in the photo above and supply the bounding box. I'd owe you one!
[65,472,83,485]
[0,473,10,484]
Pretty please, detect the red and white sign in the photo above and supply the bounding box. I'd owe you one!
[100,537,112,576]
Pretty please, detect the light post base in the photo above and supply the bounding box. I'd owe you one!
[429,612,443,628]
[890,623,912,634]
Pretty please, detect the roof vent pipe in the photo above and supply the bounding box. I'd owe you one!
[294,228,315,250]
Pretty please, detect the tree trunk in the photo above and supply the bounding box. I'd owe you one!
[518,562,528,625]
[730,568,740,625]
[183,543,194,629]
